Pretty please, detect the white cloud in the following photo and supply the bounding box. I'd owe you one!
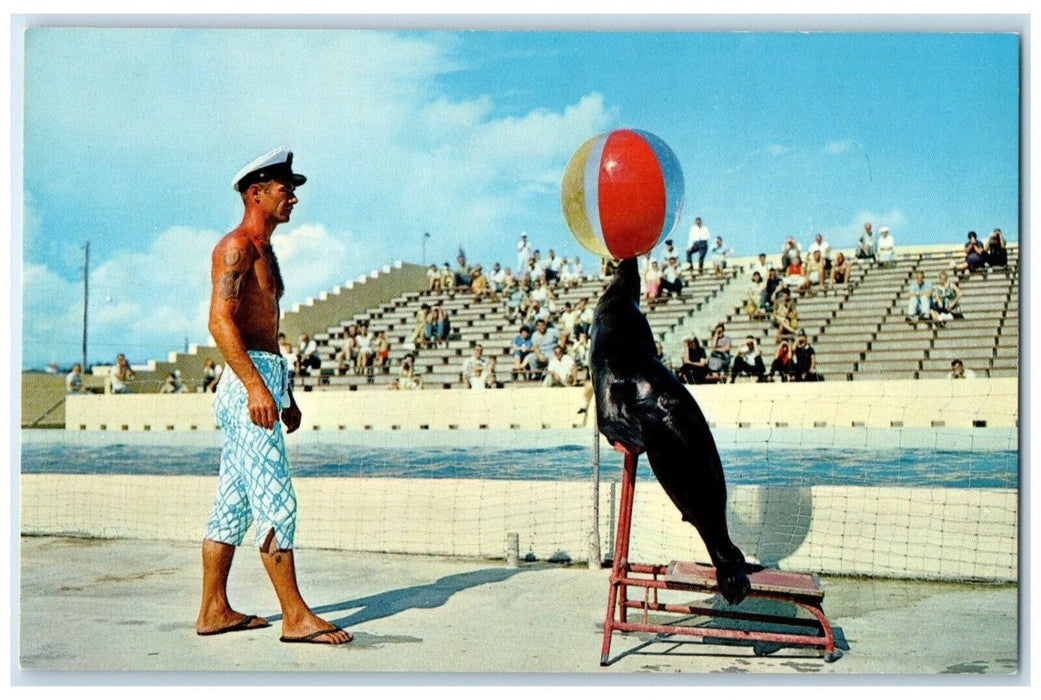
[824,140,854,155]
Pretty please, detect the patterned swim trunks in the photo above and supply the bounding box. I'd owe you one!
[204,351,298,549]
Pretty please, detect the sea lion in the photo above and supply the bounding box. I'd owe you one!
[590,257,751,605]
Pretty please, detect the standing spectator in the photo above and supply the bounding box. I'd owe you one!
[905,270,933,321]
[643,259,662,300]
[660,256,684,297]
[954,231,985,275]
[659,238,680,267]
[677,336,709,384]
[949,358,977,379]
[790,330,818,381]
[686,216,710,272]
[517,233,532,274]
[730,336,767,383]
[857,222,876,260]
[709,236,732,277]
[110,353,135,394]
[542,344,577,387]
[201,358,223,393]
[509,325,535,380]
[875,226,896,267]
[66,363,89,394]
[983,228,1008,268]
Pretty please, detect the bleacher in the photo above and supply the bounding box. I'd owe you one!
[722,246,1019,381]
[291,244,1018,390]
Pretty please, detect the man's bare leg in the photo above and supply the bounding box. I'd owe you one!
[196,538,270,634]
[260,529,352,644]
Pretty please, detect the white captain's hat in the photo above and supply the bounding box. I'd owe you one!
[232,145,307,192]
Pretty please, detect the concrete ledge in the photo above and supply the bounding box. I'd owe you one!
[64,377,1018,431]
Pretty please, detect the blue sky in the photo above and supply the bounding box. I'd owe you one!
[16,26,1020,369]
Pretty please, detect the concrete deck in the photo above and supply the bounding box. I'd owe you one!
[14,536,1020,681]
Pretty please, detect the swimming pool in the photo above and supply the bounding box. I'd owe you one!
[19,427,1019,488]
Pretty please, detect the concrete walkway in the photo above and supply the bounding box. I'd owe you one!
[16,536,1019,681]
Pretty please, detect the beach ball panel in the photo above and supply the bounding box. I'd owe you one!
[561,134,610,258]
[598,130,667,259]
[634,129,686,240]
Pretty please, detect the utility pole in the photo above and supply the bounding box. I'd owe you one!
[81,241,89,370]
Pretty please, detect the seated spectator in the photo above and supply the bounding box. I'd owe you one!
[856,222,876,260]
[905,270,933,321]
[571,330,591,375]
[557,302,579,341]
[453,254,473,289]
[296,333,321,376]
[470,264,496,302]
[110,353,135,394]
[768,339,794,382]
[570,257,585,282]
[784,254,810,293]
[336,324,359,375]
[412,304,431,349]
[744,271,765,318]
[373,331,391,374]
[395,353,422,390]
[659,238,681,267]
[461,344,491,389]
[760,268,782,314]
[354,322,375,375]
[544,250,563,286]
[660,256,684,297]
[730,336,767,383]
[806,249,827,293]
[772,289,799,341]
[433,306,452,346]
[706,323,732,380]
[643,258,662,300]
[524,317,560,378]
[160,370,189,394]
[523,300,551,331]
[574,297,594,337]
[954,231,985,275]
[829,251,851,289]
[983,228,1008,268]
[655,341,675,375]
[875,226,896,267]
[790,330,819,381]
[780,236,802,270]
[489,262,507,293]
[542,344,577,387]
[930,270,962,323]
[807,233,832,273]
[749,252,770,281]
[677,336,709,384]
[529,277,557,313]
[278,333,296,379]
[440,262,455,291]
[66,363,89,394]
[709,236,732,277]
[201,358,222,392]
[949,358,976,379]
[509,325,535,379]
[426,264,441,292]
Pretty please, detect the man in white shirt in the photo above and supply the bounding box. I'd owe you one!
[542,344,577,387]
[876,226,896,267]
[686,216,710,272]
[807,233,832,272]
[660,256,684,296]
[517,233,532,273]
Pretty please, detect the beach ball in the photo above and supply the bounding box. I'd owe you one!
[561,128,685,259]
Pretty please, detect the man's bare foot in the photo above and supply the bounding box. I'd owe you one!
[280,616,352,645]
[196,612,270,636]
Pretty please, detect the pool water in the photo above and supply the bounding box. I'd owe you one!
[19,441,1018,488]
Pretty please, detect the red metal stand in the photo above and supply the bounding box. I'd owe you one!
[599,442,842,666]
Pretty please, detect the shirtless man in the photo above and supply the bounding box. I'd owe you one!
[196,146,352,645]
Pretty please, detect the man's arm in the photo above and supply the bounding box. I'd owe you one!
[207,236,278,430]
